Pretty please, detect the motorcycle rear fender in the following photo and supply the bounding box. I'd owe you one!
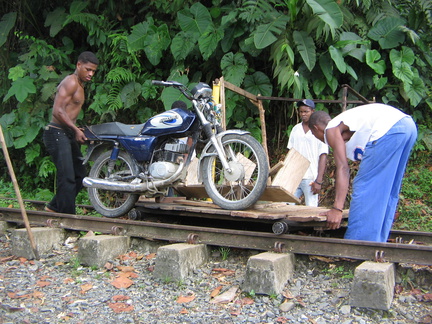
[196,129,250,180]
[82,141,113,164]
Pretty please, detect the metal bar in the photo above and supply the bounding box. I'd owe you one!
[1,208,431,265]
[256,97,368,104]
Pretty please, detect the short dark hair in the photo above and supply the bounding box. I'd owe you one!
[309,110,331,129]
[78,51,99,65]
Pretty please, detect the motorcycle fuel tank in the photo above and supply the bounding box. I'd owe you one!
[141,108,196,136]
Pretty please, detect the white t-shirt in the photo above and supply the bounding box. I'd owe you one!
[288,123,329,180]
[324,103,408,161]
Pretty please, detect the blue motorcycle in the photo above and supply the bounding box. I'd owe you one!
[82,81,269,217]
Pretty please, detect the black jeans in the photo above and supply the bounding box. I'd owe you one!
[43,125,86,214]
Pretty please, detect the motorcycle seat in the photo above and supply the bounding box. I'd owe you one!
[87,122,146,136]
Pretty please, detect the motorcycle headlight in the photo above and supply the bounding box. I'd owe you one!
[191,82,212,100]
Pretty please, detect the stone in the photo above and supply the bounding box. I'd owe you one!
[0,221,14,234]
[350,261,395,310]
[154,243,209,281]
[11,227,65,259]
[78,235,129,268]
[242,252,295,295]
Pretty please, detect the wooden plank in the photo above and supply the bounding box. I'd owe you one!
[258,186,300,203]
[223,80,258,102]
[174,184,301,204]
[137,198,348,222]
[236,152,256,184]
[269,161,284,177]
[184,158,200,186]
[271,148,310,194]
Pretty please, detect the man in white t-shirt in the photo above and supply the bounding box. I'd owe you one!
[308,103,417,242]
[288,99,328,206]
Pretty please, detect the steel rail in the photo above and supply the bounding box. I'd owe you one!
[1,207,431,266]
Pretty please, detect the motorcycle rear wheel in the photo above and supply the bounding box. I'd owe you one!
[88,150,139,218]
[201,134,268,210]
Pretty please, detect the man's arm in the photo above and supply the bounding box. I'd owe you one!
[311,153,327,194]
[320,125,350,229]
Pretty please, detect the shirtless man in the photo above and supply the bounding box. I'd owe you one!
[43,51,99,214]
[308,103,417,242]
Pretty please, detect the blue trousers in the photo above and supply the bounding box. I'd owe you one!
[344,117,417,242]
[43,126,86,214]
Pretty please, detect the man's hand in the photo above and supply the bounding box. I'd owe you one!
[319,209,343,230]
[310,181,321,195]
[75,129,87,144]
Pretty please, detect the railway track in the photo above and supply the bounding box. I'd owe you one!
[1,204,431,266]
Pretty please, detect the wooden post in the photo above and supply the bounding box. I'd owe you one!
[219,76,226,130]
[0,125,40,259]
[257,95,269,164]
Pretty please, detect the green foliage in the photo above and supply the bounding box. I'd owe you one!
[0,12,17,47]
[396,151,432,232]
[323,264,354,279]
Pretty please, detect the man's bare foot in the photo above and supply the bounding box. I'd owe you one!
[44,206,56,213]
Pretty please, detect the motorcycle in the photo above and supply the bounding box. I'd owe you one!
[82,80,269,218]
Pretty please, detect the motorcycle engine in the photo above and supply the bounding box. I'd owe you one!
[149,140,188,179]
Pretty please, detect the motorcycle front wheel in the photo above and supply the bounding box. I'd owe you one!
[201,134,268,210]
[87,150,140,218]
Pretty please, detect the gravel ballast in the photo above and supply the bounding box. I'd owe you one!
[0,230,431,324]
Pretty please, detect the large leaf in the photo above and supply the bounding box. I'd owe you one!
[171,31,196,61]
[25,143,40,164]
[221,52,248,86]
[0,112,15,147]
[392,61,414,84]
[45,7,67,37]
[346,64,358,80]
[373,75,388,90]
[178,2,211,36]
[198,25,223,60]
[367,17,406,49]
[403,77,426,107]
[128,21,149,51]
[243,72,272,97]
[120,82,142,109]
[254,14,289,49]
[63,0,89,25]
[365,49,386,74]
[390,47,415,65]
[14,124,40,149]
[313,78,326,96]
[8,66,25,81]
[306,0,343,30]
[3,77,36,103]
[160,75,190,109]
[319,53,333,82]
[329,45,346,73]
[293,31,316,71]
[144,23,171,65]
[336,32,368,62]
[70,1,88,15]
[0,12,17,48]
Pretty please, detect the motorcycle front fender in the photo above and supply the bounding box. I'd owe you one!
[200,129,250,159]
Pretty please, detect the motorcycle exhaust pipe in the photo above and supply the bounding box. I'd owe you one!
[83,161,185,192]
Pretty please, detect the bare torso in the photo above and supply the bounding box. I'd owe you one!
[51,74,84,125]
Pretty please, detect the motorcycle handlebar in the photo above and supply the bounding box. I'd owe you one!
[151,80,184,87]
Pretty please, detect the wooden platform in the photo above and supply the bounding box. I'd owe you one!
[136,198,349,223]
[175,148,310,204]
